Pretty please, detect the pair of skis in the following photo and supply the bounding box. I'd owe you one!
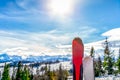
[72,37,94,80]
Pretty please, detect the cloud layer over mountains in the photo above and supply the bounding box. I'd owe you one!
[0,28,120,58]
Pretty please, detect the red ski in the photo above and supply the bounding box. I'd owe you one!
[72,37,84,80]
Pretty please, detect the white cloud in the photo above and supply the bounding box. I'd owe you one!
[0,0,48,23]
[16,0,41,10]
[0,26,97,56]
[0,30,71,56]
[3,27,119,59]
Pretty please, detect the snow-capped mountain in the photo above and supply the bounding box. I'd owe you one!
[0,53,11,63]
[0,53,71,63]
[0,28,120,63]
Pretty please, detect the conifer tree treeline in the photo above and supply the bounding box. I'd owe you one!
[92,38,120,77]
[90,47,104,77]
[1,63,10,80]
[1,62,69,80]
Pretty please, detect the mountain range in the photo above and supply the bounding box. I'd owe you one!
[0,53,71,63]
[0,28,120,63]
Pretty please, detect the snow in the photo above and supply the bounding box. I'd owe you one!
[83,28,120,59]
[95,76,120,80]
[102,28,120,37]
[0,57,4,60]
[102,28,120,41]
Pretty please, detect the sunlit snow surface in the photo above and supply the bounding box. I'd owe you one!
[85,28,120,60]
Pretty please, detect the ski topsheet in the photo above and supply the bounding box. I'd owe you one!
[72,37,84,80]
[83,56,95,80]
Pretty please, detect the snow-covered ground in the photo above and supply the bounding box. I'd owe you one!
[95,76,120,80]
[1,61,120,80]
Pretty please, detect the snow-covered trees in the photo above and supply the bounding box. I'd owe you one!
[103,38,114,75]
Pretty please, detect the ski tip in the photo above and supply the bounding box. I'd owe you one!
[83,56,93,61]
[73,37,83,46]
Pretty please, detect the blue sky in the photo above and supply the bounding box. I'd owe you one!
[0,0,120,55]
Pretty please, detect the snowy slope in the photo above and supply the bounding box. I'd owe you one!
[84,28,120,59]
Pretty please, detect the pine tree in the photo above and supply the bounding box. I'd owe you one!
[94,56,104,77]
[58,64,69,80]
[16,61,23,80]
[98,56,104,76]
[118,48,120,59]
[103,38,114,75]
[116,48,120,74]
[45,63,55,80]
[58,64,63,80]
[90,47,98,77]
[1,63,10,80]
[41,64,48,80]
[63,70,69,80]
[29,66,33,80]
[36,67,40,76]
[94,61,99,77]
[22,65,30,80]
[90,47,94,58]
[11,66,16,80]
[47,64,52,80]
[40,66,44,76]
[0,71,1,80]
